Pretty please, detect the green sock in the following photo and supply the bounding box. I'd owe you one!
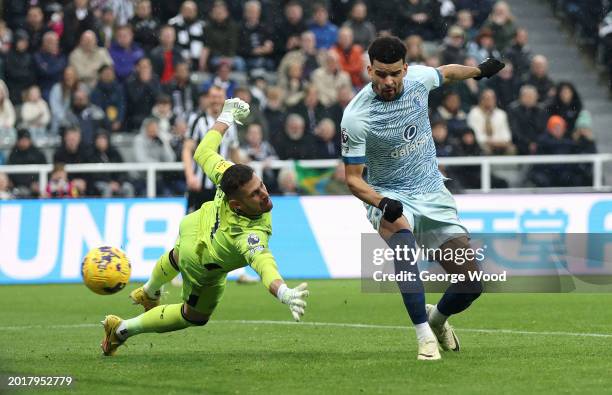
[143,251,179,298]
[119,304,192,339]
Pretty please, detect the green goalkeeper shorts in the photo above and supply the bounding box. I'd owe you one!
[174,209,226,316]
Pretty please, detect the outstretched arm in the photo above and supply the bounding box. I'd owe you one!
[438,58,505,84]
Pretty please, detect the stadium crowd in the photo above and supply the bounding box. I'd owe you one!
[0,0,599,199]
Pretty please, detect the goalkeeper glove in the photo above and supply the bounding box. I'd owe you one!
[217,98,250,126]
[378,197,403,223]
[277,282,309,322]
[474,58,505,80]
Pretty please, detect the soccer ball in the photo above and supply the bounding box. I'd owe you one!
[82,246,131,295]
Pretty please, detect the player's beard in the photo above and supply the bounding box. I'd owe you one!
[377,81,403,101]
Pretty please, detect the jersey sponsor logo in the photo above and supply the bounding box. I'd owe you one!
[390,134,428,158]
[403,125,417,142]
[247,233,260,245]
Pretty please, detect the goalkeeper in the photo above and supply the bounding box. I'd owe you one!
[101,98,309,356]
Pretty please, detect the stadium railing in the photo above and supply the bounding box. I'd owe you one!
[1,153,611,197]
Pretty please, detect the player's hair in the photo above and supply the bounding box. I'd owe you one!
[220,164,255,198]
[368,36,406,65]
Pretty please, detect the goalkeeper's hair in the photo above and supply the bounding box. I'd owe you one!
[368,36,406,65]
[220,164,255,198]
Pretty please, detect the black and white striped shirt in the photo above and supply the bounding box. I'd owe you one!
[187,111,239,189]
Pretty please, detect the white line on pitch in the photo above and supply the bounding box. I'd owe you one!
[0,320,611,339]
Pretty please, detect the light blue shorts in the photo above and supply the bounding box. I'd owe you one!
[366,186,469,250]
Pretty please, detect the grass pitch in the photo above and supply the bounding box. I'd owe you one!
[1,280,611,394]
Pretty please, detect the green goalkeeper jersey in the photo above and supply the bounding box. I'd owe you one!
[178,129,280,288]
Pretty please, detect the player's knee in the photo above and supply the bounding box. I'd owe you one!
[181,303,209,326]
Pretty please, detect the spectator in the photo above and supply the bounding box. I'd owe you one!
[503,27,532,80]
[314,118,340,159]
[3,1,28,31]
[332,26,365,88]
[431,119,456,157]
[20,86,51,138]
[69,30,114,88]
[65,87,108,145]
[600,12,612,95]
[133,116,175,162]
[280,60,307,107]
[309,3,338,49]
[101,0,135,26]
[452,0,493,27]
[133,117,176,195]
[405,35,426,65]
[238,0,275,72]
[342,1,376,49]
[467,89,515,155]
[0,172,14,200]
[169,116,188,160]
[163,61,198,119]
[202,0,243,71]
[545,81,583,132]
[90,130,134,197]
[125,57,161,130]
[524,55,555,102]
[466,28,502,64]
[367,0,398,35]
[453,127,483,189]
[277,166,299,195]
[324,161,351,195]
[7,129,46,197]
[90,65,126,132]
[434,90,468,137]
[243,122,278,190]
[507,85,546,155]
[572,110,597,185]
[288,85,328,135]
[149,25,185,84]
[201,60,238,98]
[46,163,85,198]
[486,60,520,110]
[456,9,477,42]
[397,0,442,41]
[53,126,90,189]
[0,20,12,55]
[529,115,577,187]
[310,50,352,107]
[61,0,99,53]
[274,1,307,59]
[0,80,16,140]
[34,31,67,101]
[263,86,286,142]
[327,85,354,127]
[49,66,82,135]
[169,1,206,70]
[274,113,317,160]
[482,1,517,51]
[151,94,175,136]
[98,7,117,48]
[5,30,36,105]
[234,86,269,144]
[438,25,467,66]
[24,6,50,53]
[109,25,145,81]
[130,0,160,53]
[278,30,321,86]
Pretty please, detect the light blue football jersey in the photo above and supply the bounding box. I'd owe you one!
[341,65,444,194]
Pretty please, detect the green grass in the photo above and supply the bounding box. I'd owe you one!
[1,280,611,394]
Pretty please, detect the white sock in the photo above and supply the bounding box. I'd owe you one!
[429,305,449,328]
[116,321,129,341]
[143,282,161,299]
[414,322,435,342]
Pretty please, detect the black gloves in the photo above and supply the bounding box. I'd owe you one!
[474,58,505,80]
[378,197,403,223]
